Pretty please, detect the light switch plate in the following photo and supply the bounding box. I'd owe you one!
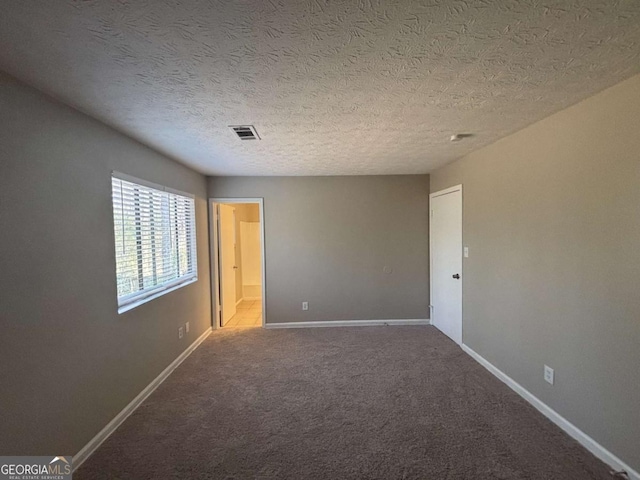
[464,246,469,258]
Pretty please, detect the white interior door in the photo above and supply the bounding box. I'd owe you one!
[430,186,463,344]
[219,204,237,326]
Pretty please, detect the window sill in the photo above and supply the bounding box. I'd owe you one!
[117,277,198,314]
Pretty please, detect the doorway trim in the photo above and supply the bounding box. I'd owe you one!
[429,184,463,344]
[209,198,266,328]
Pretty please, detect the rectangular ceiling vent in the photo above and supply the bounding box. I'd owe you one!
[229,125,260,140]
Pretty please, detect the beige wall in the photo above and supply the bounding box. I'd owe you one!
[431,73,640,472]
[209,176,430,324]
[230,203,261,302]
[0,72,211,456]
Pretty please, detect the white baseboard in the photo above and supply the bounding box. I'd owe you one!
[73,327,213,472]
[265,319,430,329]
[462,344,639,480]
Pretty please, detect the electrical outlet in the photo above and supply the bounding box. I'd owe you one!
[544,365,554,385]
[185,322,190,333]
[302,301,309,311]
[178,326,184,339]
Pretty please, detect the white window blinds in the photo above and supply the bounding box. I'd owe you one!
[111,174,197,311]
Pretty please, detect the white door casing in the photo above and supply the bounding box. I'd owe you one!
[210,198,267,328]
[219,204,237,326]
[430,185,463,345]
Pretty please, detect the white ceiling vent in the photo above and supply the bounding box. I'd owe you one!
[450,133,473,142]
[229,125,260,140]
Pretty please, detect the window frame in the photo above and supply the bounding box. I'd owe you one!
[111,171,198,314]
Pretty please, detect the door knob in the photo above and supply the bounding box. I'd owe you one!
[233,266,238,269]
[452,274,460,279]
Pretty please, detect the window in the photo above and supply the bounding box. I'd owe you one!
[111,173,197,313]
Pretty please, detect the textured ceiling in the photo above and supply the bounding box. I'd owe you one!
[1,1,640,175]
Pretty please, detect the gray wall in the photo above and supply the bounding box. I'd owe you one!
[431,73,640,472]
[209,176,430,324]
[0,72,211,456]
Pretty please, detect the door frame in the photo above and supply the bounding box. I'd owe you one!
[429,184,463,344]
[209,198,266,328]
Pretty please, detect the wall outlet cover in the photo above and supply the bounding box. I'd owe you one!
[544,365,554,385]
[302,302,309,311]
[178,326,184,339]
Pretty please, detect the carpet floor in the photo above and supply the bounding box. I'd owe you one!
[75,326,612,479]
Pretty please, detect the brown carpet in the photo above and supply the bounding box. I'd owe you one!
[76,326,612,479]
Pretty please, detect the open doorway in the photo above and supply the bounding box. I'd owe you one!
[210,199,265,328]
